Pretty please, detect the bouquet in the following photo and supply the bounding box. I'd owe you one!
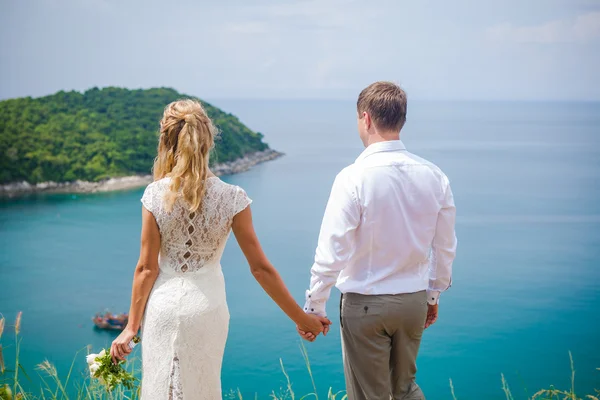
[86,336,140,391]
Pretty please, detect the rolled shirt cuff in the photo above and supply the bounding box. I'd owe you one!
[304,290,327,317]
[427,290,440,305]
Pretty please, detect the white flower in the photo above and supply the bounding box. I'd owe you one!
[86,353,98,365]
[98,349,106,358]
[89,362,100,377]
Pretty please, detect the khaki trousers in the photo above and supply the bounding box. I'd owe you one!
[340,291,428,400]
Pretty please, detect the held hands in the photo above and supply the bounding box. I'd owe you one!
[296,314,331,342]
[424,304,438,329]
[110,327,137,365]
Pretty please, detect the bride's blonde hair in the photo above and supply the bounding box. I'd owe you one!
[152,99,217,212]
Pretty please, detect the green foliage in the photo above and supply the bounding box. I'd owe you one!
[87,351,135,392]
[0,87,269,184]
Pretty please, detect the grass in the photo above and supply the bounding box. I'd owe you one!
[449,352,599,400]
[1,313,598,400]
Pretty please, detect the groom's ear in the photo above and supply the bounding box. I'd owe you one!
[364,113,374,131]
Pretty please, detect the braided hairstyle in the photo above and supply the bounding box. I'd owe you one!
[152,99,218,212]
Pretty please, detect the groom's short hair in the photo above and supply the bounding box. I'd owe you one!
[357,82,407,132]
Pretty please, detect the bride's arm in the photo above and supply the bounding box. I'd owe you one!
[232,206,330,335]
[111,207,160,364]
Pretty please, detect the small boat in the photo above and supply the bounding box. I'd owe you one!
[93,312,128,331]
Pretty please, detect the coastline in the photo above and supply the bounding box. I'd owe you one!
[0,149,283,199]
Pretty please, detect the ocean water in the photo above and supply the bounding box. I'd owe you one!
[1,100,599,399]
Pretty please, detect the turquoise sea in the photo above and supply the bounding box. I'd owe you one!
[1,100,599,398]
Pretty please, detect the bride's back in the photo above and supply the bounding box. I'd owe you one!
[141,176,251,274]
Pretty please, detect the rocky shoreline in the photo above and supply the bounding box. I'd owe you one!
[0,149,283,198]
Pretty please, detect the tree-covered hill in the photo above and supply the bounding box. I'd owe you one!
[0,87,269,184]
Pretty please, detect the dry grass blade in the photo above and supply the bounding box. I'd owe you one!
[300,342,318,400]
[569,351,576,397]
[531,388,546,399]
[532,388,561,399]
[0,344,4,374]
[450,378,458,400]
[0,316,4,375]
[36,359,58,378]
[501,374,514,400]
[325,388,347,400]
[279,358,295,400]
[15,312,22,335]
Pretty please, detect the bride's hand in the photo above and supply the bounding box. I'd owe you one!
[110,327,137,365]
[297,314,331,341]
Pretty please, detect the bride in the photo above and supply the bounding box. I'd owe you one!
[109,99,330,399]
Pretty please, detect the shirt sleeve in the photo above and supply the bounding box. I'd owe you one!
[304,170,361,317]
[427,178,457,305]
[232,186,252,217]
[140,183,156,214]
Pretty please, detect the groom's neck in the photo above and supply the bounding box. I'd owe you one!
[367,131,400,146]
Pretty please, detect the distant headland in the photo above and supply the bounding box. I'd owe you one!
[0,87,283,198]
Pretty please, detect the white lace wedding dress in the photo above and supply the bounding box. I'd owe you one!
[139,177,251,400]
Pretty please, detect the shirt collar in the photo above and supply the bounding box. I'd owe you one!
[355,140,407,162]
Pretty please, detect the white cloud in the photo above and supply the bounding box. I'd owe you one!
[487,11,600,43]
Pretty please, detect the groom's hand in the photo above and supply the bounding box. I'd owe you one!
[424,304,438,329]
[297,315,331,342]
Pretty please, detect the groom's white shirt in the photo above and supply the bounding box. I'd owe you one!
[304,140,457,317]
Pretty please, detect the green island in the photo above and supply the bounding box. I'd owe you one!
[0,87,277,188]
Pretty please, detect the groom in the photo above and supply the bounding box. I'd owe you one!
[299,82,457,399]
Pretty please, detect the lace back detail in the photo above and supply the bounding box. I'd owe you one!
[141,177,252,273]
[180,210,197,272]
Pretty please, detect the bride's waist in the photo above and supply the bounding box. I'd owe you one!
[152,270,225,296]
[158,259,221,275]
[155,264,222,284]
[147,270,227,315]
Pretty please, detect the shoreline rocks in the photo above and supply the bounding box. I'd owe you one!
[0,149,284,199]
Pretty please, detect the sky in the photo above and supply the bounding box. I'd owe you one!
[1,0,599,101]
